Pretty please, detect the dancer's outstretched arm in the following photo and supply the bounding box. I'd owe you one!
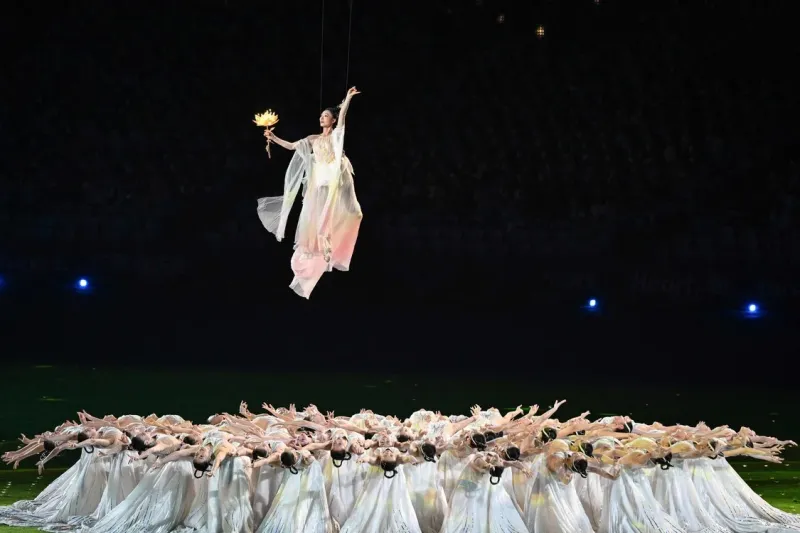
[76,436,115,449]
[336,87,360,129]
[139,439,180,460]
[265,130,299,150]
[724,446,783,462]
[327,416,366,434]
[261,403,296,422]
[274,419,328,433]
[221,416,264,437]
[155,446,198,467]
[3,443,45,468]
[98,442,126,457]
[302,442,332,453]
[530,400,567,425]
[239,402,255,420]
[502,460,532,477]
[36,441,78,473]
[253,451,284,469]
[443,415,478,438]
[588,464,620,480]
[208,446,231,477]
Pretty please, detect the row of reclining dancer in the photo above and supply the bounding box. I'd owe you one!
[1,400,798,533]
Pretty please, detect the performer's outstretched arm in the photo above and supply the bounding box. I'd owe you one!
[265,130,300,151]
[337,86,360,128]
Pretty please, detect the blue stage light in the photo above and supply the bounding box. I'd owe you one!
[589,299,597,308]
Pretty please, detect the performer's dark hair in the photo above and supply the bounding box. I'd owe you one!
[77,432,91,443]
[489,466,505,484]
[130,435,151,453]
[183,435,198,446]
[364,432,375,441]
[192,457,212,478]
[280,451,296,468]
[252,447,268,461]
[323,107,340,121]
[571,457,589,477]
[396,434,410,443]
[421,443,437,462]
[330,448,352,468]
[579,442,594,457]
[541,427,558,443]
[43,440,57,453]
[653,452,673,470]
[469,433,487,451]
[504,446,521,461]
[380,460,398,478]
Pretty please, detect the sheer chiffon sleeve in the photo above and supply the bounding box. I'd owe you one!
[256,138,312,241]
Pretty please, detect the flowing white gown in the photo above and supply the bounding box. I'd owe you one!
[688,458,800,533]
[0,447,108,529]
[650,459,727,533]
[250,443,285,528]
[0,458,83,521]
[573,467,612,530]
[85,456,196,533]
[320,452,368,527]
[597,462,685,533]
[712,457,800,526]
[205,455,254,533]
[339,465,422,533]
[69,448,149,528]
[439,463,528,533]
[255,460,333,533]
[520,454,594,533]
[257,126,362,299]
[33,448,112,531]
[439,450,474,504]
[173,472,210,533]
[405,458,448,533]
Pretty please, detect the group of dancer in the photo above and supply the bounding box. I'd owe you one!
[1,401,798,533]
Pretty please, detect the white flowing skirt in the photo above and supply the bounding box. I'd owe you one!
[405,459,447,533]
[711,458,800,526]
[440,465,527,533]
[597,467,684,533]
[85,458,196,533]
[320,454,368,527]
[0,460,82,521]
[255,462,333,533]
[251,465,283,528]
[340,466,422,533]
[651,460,727,533]
[688,459,800,533]
[521,456,594,533]
[206,456,254,533]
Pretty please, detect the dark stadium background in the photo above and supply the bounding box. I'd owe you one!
[1,0,797,423]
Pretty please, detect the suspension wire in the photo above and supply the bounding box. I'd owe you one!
[344,0,354,92]
[319,0,326,112]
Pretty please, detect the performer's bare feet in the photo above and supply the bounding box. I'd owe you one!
[322,236,332,263]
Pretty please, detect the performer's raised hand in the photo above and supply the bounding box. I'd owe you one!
[346,86,360,98]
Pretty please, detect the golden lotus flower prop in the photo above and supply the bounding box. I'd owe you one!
[254,109,280,158]
[254,110,279,128]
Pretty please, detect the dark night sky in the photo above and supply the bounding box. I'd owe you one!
[0,1,798,378]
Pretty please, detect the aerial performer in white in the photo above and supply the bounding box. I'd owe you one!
[256,87,364,299]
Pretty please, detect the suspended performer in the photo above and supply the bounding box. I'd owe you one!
[257,87,363,299]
